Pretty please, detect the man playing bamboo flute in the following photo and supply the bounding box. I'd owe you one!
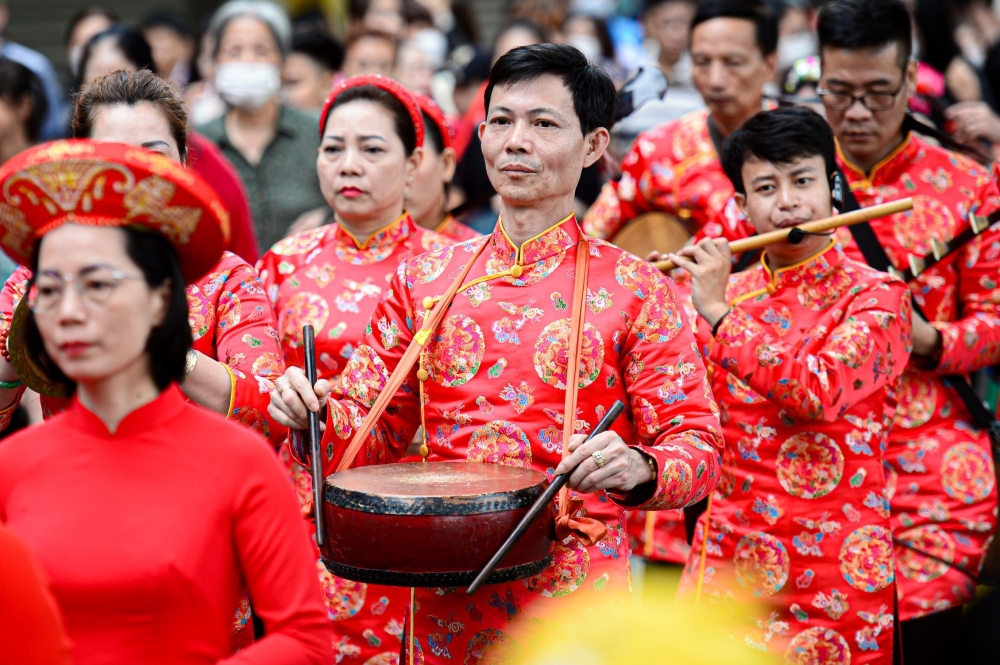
[269,43,724,664]
[670,107,912,665]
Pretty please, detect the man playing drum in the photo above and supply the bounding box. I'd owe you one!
[270,43,724,663]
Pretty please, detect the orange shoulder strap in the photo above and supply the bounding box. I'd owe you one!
[554,239,607,546]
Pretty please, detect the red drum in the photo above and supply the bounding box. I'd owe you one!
[322,461,555,587]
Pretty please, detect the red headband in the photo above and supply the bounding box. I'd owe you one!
[319,74,425,148]
[411,91,453,151]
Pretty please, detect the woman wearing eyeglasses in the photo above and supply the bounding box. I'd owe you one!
[0,141,331,663]
[0,70,285,451]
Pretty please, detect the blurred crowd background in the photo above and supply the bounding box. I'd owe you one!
[5,0,1000,254]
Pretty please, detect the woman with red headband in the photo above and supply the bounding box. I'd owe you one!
[0,140,330,663]
[257,74,449,664]
[407,92,480,243]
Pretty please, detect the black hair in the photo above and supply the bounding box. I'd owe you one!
[75,25,156,90]
[25,227,191,394]
[721,106,836,196]
[291,29,344,73]
[64,6,119,46]
[422,109,445,154]
[0,58,47,142]
[140,8,193,37]
[817,0,912,67]
[329,85,417,155]
[912,0,958,75]
[485,43,616,136]
[690,0,779,56]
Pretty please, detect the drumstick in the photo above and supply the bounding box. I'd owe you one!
[303,324,326,550]
[467,400,626,595]
[652,197,913,272]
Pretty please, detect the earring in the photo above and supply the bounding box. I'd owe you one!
[831,172,843,208]
[407,177,414,183]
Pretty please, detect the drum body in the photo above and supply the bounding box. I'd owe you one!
[322,461,555,587]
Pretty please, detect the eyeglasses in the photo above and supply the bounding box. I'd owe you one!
[816,78,907,112]
[28,268,143,313]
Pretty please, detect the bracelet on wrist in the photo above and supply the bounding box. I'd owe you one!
[183,349,198,380]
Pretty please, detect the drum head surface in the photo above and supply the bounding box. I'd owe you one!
[325,461,547,515]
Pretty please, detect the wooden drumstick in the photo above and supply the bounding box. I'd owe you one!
[467,400,626,595]
[652,197,914,272]
[303,324,326,550]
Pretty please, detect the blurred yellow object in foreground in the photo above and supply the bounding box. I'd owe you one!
[512,572,778,665]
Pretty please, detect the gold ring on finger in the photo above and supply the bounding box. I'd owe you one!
[592,450,607,468]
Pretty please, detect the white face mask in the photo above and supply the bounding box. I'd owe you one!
[777,31,818,71]
[215,62,281,110]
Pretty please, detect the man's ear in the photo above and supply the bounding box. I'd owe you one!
[734,192,748,220]
[582,127,611,169]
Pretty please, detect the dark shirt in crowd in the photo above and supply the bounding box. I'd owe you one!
[197,106,326,251]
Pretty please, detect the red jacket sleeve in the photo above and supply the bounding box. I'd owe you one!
[221,435,332,665]
[0,266,31,431]
[711,273,913,422]
[198,253,286,446]
[609,258,725,511]
[0,524,72,665]
[927,220,1000,375]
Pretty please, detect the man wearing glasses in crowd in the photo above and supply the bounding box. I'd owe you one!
[816,2,1000,664]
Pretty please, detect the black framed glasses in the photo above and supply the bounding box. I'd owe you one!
[816,78,907,112]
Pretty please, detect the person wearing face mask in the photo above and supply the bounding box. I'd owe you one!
[672,105,910,665]
[583,0,778,245]
[814,2,1000,662]
[75,24,260,264]
[256,75,450,663]
[407,91,479,241]
[197,0,327,252]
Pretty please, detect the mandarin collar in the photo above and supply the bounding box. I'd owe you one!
[333,212,416,251]
[489,213,579,269]
[838,131,917,187]
[66,384,187,439]
[760,240,843,291]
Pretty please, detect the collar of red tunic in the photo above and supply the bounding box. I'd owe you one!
[333,212,417,252]
[759,240,843,291]
[66,384,187,439]
[837,131,918,187]
[489,212,579,269]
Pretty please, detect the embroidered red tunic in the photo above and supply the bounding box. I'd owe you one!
[677,243,911,664]
[0,252,286,447]
[681,134,1000,618]
[313,214,724,664]
[257,212,449,664]
[434,214,481,244]
[581,109,746,243]
[0,386,332,665]
[836,135,1000,620]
